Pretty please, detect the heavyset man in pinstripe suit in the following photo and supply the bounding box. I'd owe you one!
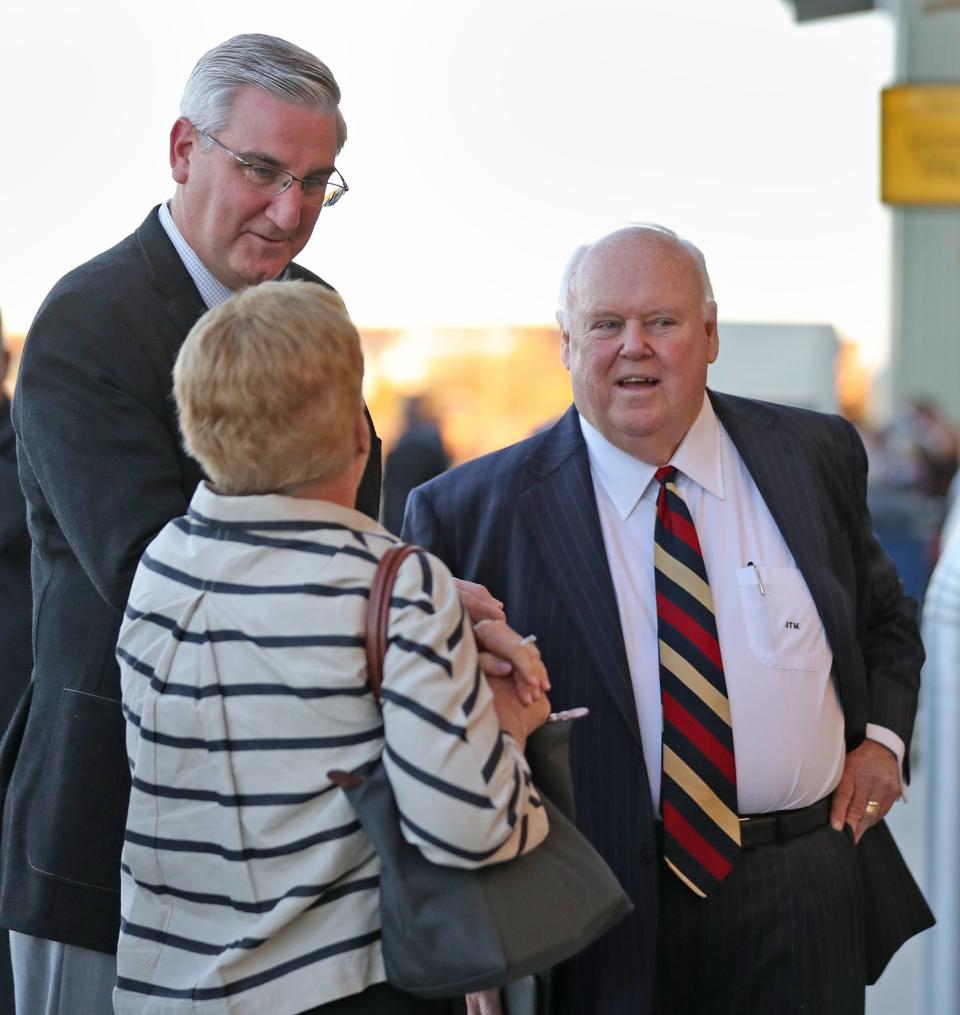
[404,224,933,1014]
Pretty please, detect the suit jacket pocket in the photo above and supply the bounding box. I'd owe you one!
[27,687,130,894]
[858,819,934,984]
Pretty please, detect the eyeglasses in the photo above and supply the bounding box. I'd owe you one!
[198,129,348,208]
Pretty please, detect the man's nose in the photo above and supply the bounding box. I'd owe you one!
[265,183,305,231]
[620,320,652,357]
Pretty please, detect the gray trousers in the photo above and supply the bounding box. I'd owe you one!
[9,932,115,1015]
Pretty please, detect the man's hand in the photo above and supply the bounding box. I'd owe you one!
[454,578,506,624]
[830,739,901,844]
[473,620,550,706]
[466,990,504,1015]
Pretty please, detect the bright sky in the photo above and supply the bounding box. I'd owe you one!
[1,1,894,366]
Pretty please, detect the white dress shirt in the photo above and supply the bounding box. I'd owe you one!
[581,394,903,815]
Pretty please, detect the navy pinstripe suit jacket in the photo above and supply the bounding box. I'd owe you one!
[404,392,933,1015]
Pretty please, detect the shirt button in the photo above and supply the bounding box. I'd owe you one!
[638,846,654,864]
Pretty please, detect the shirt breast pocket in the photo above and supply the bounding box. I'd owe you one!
[735,565,829,671]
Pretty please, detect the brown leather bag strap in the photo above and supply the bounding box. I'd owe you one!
[365,543,424,708]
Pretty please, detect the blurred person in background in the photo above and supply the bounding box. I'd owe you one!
[919,519,960,1015]
[381,394,451,534]
[881,398,960,498]
[404,224,932,1015]
[115,281,550,1015]
[0,312,31,1012]
[865,398,960,601]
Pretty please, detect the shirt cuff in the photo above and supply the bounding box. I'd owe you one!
[865,724,909,802]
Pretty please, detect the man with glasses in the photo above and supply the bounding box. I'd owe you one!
[0,34,375,1014]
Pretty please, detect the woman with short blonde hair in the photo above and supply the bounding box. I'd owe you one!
[115,281,550,1015]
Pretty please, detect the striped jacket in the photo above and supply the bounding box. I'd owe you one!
[114,483,548,1015]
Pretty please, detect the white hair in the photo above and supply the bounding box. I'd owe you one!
[180,34,347,154]
[556,223,715,331]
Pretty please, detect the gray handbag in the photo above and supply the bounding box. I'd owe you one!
[329,543,632,1000]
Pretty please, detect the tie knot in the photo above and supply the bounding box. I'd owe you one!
[655,465,677,486]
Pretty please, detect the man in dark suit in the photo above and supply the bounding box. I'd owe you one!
[404,224,932,1014]
[0,321,31,737]
[0,318,31,1013]
[0,34,382,1013]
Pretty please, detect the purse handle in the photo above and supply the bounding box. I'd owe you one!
[365,543,424,708]
[329,542,423,791]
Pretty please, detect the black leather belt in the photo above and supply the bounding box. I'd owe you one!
[737,797,832,848]
[654,797,832,852]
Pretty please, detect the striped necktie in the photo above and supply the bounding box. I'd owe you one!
[654,465,740,897]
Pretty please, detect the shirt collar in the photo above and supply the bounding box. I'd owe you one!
[158,202,233,310]
[188,481,387,533]
[578,393,725,520]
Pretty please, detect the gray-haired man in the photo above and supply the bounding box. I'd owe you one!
[1,34,380,1013]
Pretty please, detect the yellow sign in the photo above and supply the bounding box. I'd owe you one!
[882,85,960,205]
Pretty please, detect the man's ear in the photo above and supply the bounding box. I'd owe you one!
[557,312,573,371]
[705,301,720,365]
[356,409,372,457]
[170,117,197,185]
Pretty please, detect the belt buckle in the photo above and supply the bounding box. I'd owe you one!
[738,812,776,848]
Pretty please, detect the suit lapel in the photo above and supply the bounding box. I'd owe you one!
[708,390,846,661]
[134,207,209,346]
[519,407,641,745]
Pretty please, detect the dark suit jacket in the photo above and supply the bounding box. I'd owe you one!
[404,393,932,1014]
[0,207,382,954]
[0,396,31,725]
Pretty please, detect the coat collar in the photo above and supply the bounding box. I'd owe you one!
[519,406,641,745]
[707,390,853,684]
[135,206,210,338]
[707,389,834,595]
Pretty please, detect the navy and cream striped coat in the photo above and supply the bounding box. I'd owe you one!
[114,483,547,1015]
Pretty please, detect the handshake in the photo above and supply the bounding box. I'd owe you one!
[457,577,589,751]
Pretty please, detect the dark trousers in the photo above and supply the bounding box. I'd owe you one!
[655,824,866,1015]
[302,981,457,1014]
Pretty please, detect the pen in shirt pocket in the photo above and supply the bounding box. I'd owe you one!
[746,561,765,596]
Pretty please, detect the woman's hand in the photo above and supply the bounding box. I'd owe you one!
[473,620,550,705]
[488,671,550,751]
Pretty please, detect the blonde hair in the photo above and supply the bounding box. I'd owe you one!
[174,281,363,495]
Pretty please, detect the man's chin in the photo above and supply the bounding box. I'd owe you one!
[233,257,290,287]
